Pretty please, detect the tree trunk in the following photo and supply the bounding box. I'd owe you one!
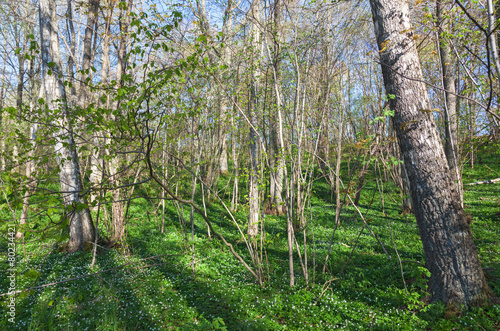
[40,0,95,251]
[108,0,133,243]
[66,0,77,97]
[334,107,343,225]
[218,0,234,175]
[17,86,41,239]
[79,0,100,106]
[231,115,239,212]
[369,0,498,310]
[90,2,113,209]
[487,0,500,82]
[270,0,285,216]
[436,0,463,207]
[247,1,261,241]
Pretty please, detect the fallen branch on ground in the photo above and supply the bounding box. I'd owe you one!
[465,178,500,185]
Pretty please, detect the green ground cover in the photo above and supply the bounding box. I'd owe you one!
[1,158,499,330]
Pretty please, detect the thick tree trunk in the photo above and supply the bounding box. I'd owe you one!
[40,0,95,251]
[107,0,133,243]
[369,0,498,310]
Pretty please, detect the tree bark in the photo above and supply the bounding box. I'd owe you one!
[270,0,285,216]
[247,0,261,241]
[218,0,234,175]
[369,0,498,310]
[90,2,113,209]
[66,0,77,98]
[436,0,463,207]
[79,0,100,106]
[40,0,95,251]
[487,0,500,82]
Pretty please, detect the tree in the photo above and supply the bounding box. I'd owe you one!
[247,0,261,241]
[368,0,499,310]
[436,0,462,206]
[40,0,95,251]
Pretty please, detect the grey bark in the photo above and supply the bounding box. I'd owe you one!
[40,0,95,251]
[79,0,100,105]
[436,0,463,206]
[90,3,113,208]
[369,0,498,310]
[487,0,500,81]
[218,0,234,175]
[334,106,343,225]
[247,1,261,240]
[66,0,76,97]
[270,0,285,216]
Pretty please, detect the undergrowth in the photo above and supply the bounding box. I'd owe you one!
[1,157,499,330]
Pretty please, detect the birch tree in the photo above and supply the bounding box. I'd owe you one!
[40,0,95,251]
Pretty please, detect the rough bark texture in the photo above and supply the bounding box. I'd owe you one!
[369,0,498,310]
[40,0,95,251]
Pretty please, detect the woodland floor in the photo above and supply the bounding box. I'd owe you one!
[1,156,500,330]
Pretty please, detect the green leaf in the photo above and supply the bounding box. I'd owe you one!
[25,268,41,279]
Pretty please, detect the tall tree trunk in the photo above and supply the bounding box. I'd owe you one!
[18,96,39,239]
[108,0,133,243]
[369,0,498,310]
[487,0,500,81]
[90,2,113,209]
[17,55,39,239]
[231,115,239,211]
[436,0,463,207]
[218,0,234,175]
[247,1,261,241]
[270,0,285,216]
[66,0,77,98]
[334,106,343,225]
[79,0,100,106]
[40,0,95,251]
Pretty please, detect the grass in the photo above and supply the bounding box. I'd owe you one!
[1,156,499,330]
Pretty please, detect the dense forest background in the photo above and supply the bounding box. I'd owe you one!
[0,0,500,329]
